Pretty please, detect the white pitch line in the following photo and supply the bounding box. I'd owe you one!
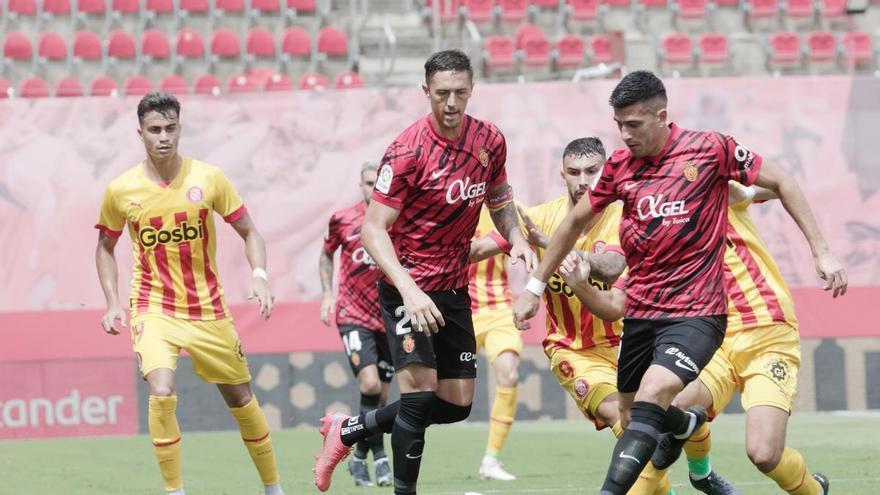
[423,476,880,495]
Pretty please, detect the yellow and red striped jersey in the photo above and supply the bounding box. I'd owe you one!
[724,202,798,332]
[469,207,514,315]
[528,196,625,353]
[95,158,246,320]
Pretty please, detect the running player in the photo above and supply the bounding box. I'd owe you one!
[94,93,283,495]
[319,161,393,487]
[469,206,523,481]
[312,49,537,494]
[471,137,674,495]
[513,71,847,495]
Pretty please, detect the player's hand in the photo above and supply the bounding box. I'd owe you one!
[513,291,540,331]
[517,204,548,249]
[400,285,444,335]
[320,295,334,327]
[100,305,127,335]
[509,238,538,273]
[815,251,847,298]
[250,277,275,319]
[559,251,591,287]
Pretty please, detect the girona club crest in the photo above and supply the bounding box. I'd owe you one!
[187,186,204,203]
[478,147,489,168]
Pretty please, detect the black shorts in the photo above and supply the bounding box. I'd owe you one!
[379,280,477,380]
[617,316,726,394]
[337,325,395,383]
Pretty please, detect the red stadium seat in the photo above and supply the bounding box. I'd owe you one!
[601,0,631,8]
[483,36,516,70]
[637,0,666,8]
[498,0,528,22]
[252,0,281,13]
[124,75,153,96]
[20,77,50,98]
[521,33,551,67]
[179,0,210,12]
[697,32,729,65]
[228,73,258,93]
[565,0,599,20]
[515,24,545,49]
[211,29,241,58]
[745,0,779,19]
[3,32,33,61]
[43,0,72,15]
[675,0,707,20]
[265,72,293,90]
[55,76,85,97]
[807,31,836,62]
[73,30,102,60]
[785,0,814,19]
[107,30,137,60]
[282,27,311,58]
[590,34,613,64]
[0,78,11,98]
[8,0,38,16]
[142,29,172,60]
[661,33,694,65]
[299,71,328,90]
[555,34,585,68]
[768,31,801,65]
[246,27,276,58]
[160,74,189,94]
[215,0,246,13]
[287,0,317,13]
[176,29,206,58]
[38,32,68,61]
[194,73,222,94]
[90,76,119,96]
[841,31,873,65]
[462,0,496,23]
[335,71,364,89]
[818,0,846,19]
[147,0,175,15]
[317,27,348,58]
[111,0,140,15]
[77,0,106,14]
[423,0,463,22]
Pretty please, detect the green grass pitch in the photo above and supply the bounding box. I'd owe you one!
[2,412,877,494]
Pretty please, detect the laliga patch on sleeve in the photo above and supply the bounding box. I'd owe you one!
[375,163,393,194]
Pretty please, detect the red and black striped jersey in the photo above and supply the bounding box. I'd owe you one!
[372,113,508,292]
[323,202,384,332]
[589,123,762,319]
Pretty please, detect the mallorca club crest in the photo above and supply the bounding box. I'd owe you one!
[574,379,589,399]
[402,334,416,353]
[350,352,361,367]
[683,161,698,182]
[478,147,489,168]
[187,186,204,203]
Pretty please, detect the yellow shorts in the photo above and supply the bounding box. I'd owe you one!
[547,346,618,430]
[131,313,251,385]
[473,308,523,363]
[700,323,801,415]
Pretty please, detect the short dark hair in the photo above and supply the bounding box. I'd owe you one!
[608,70,667,110]
[424,49,473,83]
[137,92,180,124]
[563,137,606,161]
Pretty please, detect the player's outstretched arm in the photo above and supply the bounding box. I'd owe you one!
[470,236,506,263]
[488,185,537,272]
[318,249,335,326]
[512,197,597,330]
[754,161,847,297]
[96,232,126,335]
[230,213,274,319]
[362,201,444,334]
[558,252,626,322]
[584,251,627,285]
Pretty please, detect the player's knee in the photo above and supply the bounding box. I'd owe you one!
[636,379,678,406]
[498,367,519,387]
[150,384,176,397]
[431,397,472,425]
[227,391,254,408]
[359,374,382,396]
[747,442,783,473]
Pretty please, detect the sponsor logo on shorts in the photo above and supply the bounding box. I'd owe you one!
[350,352,361,367]
[402,334,415,354]
[187,186,204,203]
[766,358,791,385]
[558,360,574,379]
[574,379,589,399]
[459,352,477,363]
[666,347,699,375]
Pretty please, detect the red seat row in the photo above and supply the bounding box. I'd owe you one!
[5,0,317,18]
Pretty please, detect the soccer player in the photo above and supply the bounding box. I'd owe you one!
[471,137,674,495]
[512,71,847,495]
[94,93,283,495]
[469,205,524,481]
[313,49,537,495]
[319,160,394,487]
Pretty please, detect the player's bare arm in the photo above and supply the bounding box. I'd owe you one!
[488,184,537,272]
[469,236,506,263]
[512,196,598,330]
[95,231,127,335]
[558,252,626,321]
[230,213,274,319]
[728,180,778,204]
[362,200,445,335]
[753,161,847,297]
[318,249,335,326]
[585,251,627,285]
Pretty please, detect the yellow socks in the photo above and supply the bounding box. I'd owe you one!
[148,395,183,492]
[229,396,279,486]
[766,447,823,495]
[609,421,671,495]
[485,386,517,457]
